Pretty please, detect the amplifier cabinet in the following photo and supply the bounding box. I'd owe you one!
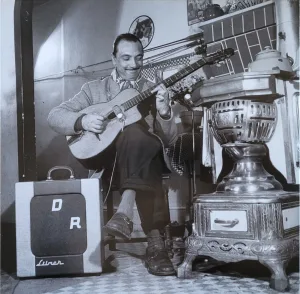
[15,171,104,278]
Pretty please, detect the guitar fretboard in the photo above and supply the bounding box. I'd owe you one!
[122,57,207,111]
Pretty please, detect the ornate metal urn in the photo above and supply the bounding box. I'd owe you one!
[177,71,299,292]
[209,98,282,194]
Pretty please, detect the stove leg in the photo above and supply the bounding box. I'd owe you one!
[177,253,196,278]
[260,259,289,292]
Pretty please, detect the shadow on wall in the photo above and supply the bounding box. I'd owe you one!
[32,0,72,68]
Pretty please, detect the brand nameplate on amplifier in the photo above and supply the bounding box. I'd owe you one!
[35,255,83,276]
[36,259,65,267]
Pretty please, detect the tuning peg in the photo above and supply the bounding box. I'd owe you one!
[194,44,207,55]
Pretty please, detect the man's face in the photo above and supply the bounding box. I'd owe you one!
[112,40,144,81]
[197,0,207,5]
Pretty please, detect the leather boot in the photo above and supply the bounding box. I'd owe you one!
[145,229,176,276]
[104,212,133,240]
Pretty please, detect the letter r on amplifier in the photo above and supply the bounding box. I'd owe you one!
[70,217,81,229]
[52,199,62,211]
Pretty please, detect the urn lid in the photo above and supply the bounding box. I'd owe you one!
[255,46,281,60]
[249,46,293,73]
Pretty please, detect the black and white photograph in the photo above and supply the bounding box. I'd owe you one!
[187,0,211,25]
[1,0,299,293]
[129,15,154,48]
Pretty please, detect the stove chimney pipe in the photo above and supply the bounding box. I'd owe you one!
[274,0,299,71]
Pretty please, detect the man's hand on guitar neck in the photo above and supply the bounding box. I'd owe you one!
[81,113,107,134]
[151,84,171,120]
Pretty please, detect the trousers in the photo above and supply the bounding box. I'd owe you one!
[102,122,170,234]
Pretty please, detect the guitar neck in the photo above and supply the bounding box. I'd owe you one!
[122,57,208,111]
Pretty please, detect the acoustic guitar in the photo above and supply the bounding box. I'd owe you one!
[66,48,234,161]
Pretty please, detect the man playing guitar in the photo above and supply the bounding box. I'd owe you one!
[48,33,178,276]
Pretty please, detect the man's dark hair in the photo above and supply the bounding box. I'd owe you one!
[112,33,143,56]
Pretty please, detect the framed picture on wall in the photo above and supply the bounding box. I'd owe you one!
[187,0,211,26]
[129,15,154,49]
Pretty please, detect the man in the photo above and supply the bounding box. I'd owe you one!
[48,33,177,276]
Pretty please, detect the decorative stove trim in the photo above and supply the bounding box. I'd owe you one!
[205,239,254,259]
[250,238,299,259]
[181,235,299,261]
[257,203,284,240]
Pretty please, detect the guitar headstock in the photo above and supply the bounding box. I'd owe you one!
[204,48,235,65]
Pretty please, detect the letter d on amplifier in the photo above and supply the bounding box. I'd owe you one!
[52,199,62,211]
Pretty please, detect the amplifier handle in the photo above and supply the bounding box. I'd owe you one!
[46,166,75,181]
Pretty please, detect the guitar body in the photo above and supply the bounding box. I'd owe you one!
[66,88,142,160]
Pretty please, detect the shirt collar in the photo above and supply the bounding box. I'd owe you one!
[111,69,142,90]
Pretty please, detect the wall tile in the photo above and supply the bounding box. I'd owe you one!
[265,4,275,26]
[211,63,230,77]
[254,7,265,29]
[246,31,259,46]
[212,21,222,42]
[243,10,254,33]
[230,53,244,73]
[268,25,276,41]
[232,14,243,35]
[257,27,272,49]
[222,18,233,39]
[237,35,252,67]
[203,24,213,43]
[226,38,237,51]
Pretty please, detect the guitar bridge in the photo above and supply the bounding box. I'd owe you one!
[112,105,126,122]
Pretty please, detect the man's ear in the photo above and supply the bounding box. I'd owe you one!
[112,54,116,67]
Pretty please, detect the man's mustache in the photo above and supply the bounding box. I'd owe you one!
[125,67,141,70]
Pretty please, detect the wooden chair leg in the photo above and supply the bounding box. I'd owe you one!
[162,181,173,254]
[162,176,171,222]
[106,190,116,251]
